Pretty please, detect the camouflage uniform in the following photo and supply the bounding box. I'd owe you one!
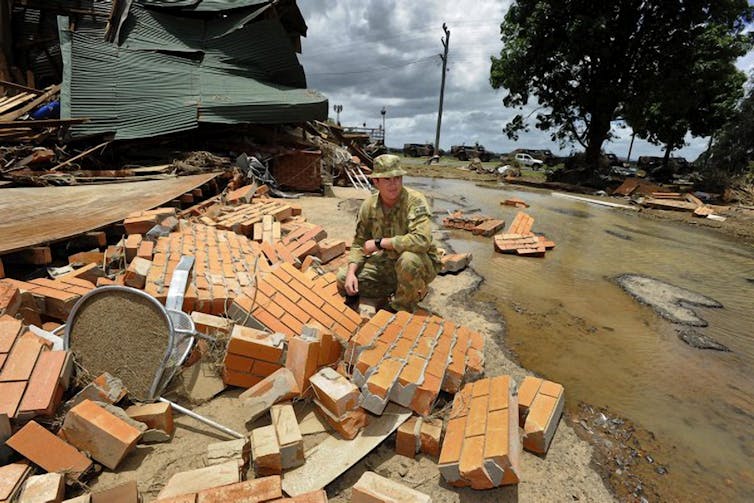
[338,185,441,312]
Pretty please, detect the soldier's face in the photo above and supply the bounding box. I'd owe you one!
[373,176,403,207]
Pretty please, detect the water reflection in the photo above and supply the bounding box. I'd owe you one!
[406,177,754,502]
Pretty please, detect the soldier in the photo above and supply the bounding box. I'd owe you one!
[338,154,442,312]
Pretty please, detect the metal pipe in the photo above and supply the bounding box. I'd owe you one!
[158,397,244,439]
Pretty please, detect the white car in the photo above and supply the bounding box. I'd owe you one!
[514,153,544,169]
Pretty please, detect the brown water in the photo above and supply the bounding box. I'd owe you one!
[411,177,754,502]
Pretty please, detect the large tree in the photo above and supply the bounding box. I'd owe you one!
[490,1,752,171]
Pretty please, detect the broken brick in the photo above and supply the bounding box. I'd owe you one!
[309,367,360,418]
[125,402,174,435]
[6,421,92,477]
[271,403,304,470]
[250,425,281,476]
[351,471,431,503]
[239,368,300,422]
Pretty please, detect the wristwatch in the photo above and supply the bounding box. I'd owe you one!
[374,237,383,250]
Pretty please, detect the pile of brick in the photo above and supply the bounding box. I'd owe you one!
[438,375,520,489]
[309,367,367,440]
[438,251,472,274]
[228,263,360,342]
[442,211,506,237]
[205,199,295,237]
[0,315,73,421]
[250,403,304,475]
[346,310,484,416]
[493,211,556,257]
[222,325,286,388]
[518,376,565,454]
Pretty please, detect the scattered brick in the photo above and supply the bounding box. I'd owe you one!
[0,462,32,503]
[271,403,304,469]
[125,234,142,262]
[309,367,360,418]
[123,207,177,234]
[348,311,484,416]
[239,368,300,422]
[493,211,555,257]
[156,461,241,500]
[518,376,565,454]
[316,239,346,264]
[17,472,64,503]
[268,489,328,502]
[125,402,174,435]
[69,372,127,406]
[351,471,431,503]
[191,312,233,336]
[6,421,92,477]
[396,416,421,459]
[501,197,529,208]
[285,332,319,395]
[195,476,282,503]
[0,382,25,419]
[223,326,286,388]
[206,438,250,472]
[419,417,442,458]
[124,256,152,289]
[438,375,520,489]
[0,282,21,317]
[251,424,282,476]
[61,399,142,470]
[0,314,23,353]
[18,350,70,417]
[439,252,472,275]
[90,480,139,503]
[0,331,43,383]
[311,398,368,440]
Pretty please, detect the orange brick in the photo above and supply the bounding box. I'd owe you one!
[6,421,92,477]
[125,402,174,435]
[29,287,79,320]
[224,353,254,373]
[196,476,282,503]
[438,415,467,485]
[264,274,301,303]
[0,282,20,316]
[312,399,368,440]
[222,367,263,388]
[354,341,389,378]
[18,350,68,416]
[251,359,283,377]
[0,314,23,353]
[253,309,294,337]
[365,358,403,402]
[450,383,473,419]
[523,391,563,454]
[308,367,360,418]
[484,407,521,486]
[517,376,542,421]
[409,372,442,417]
[0,381,26,417]
[280,312,304,334]
[419,418,442,458]
[539,380,564,399]
[62,399,141,470]
[369,309,394,328]
[0,332,42,382]
[465,395,488,438]
[285,335,319,394]
[227,325,284,363]
[270,292,310,325]
[397,356,425,390]
[389,338,413,360]
[487,375,512,412]
[271,489,328,502]
[395,416,420,459]
[459,430,494,489]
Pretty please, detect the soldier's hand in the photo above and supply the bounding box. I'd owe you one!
[364,239,379,255]
[344,271,359,296]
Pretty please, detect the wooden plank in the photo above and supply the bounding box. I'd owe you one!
[0,174,218,255]
[0,93,34,115]
[281,404,411,496]
[0,84,59,122]
[49,140,110,172]
[0,79,43,95]
[0,117,88,129]
[3,247,52,265]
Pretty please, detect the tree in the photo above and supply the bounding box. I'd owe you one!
[490,1,753,172]
[702,86,754,181]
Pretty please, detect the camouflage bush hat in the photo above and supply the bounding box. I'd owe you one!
[369,154,407,178]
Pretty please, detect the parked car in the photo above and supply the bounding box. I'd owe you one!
[514,153,544,169]
[450,144,493,162]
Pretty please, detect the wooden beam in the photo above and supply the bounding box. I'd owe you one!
[3,246,52,265]
[0,117,88,129]
[0,83,59,122]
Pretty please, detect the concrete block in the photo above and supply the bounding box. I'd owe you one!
[271,403,304,470]
[61,399,141,470]
[251,425,281,476]
[351,471,431,503]
[17,472,64,503]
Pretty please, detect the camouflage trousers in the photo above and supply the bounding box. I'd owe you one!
[337,251,438,312]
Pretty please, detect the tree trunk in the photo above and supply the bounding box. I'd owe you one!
[584,112,612,172]
[662,142,672,169]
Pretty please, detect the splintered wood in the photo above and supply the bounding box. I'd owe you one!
[493,212,555,257]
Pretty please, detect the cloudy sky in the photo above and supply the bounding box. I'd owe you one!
[298,0,754,162]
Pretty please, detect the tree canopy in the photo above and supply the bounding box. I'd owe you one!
[490,0,753,171]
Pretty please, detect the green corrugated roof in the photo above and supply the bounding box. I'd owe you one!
[141,0,268,12]
[60,0,326,139]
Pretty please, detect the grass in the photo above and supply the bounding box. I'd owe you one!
[397,154,550,182]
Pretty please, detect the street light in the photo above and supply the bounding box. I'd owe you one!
[380,107,386,147]
[333,104,343,125]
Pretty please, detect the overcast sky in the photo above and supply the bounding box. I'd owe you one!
[298,0,754,161]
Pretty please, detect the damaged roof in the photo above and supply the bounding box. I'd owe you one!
[59,0,326,140]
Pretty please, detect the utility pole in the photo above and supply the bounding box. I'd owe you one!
[333,104,342,125]
[380,106,386,146]
[433,23,450,158]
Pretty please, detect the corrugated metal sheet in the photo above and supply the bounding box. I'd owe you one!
[61,0,326,139]
[141,0,267,11]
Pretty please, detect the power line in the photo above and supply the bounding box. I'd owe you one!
[306,55,439,76]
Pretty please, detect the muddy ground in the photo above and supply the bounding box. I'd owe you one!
[92,169,753,501]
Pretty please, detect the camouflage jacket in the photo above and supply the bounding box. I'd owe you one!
[348,187,440,267]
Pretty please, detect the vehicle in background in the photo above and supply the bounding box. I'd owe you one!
[403,143,434,157]
[450,144,493,162]
[514,152,544,169]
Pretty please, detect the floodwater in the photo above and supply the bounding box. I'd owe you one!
[409,177,754,502]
